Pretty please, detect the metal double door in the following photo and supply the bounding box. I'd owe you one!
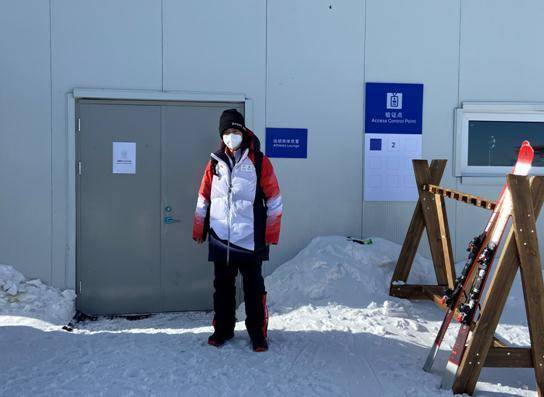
[76,100,244,315]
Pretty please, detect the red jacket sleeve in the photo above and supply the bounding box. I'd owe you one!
[260,156,282,245]
[192,161,213,241]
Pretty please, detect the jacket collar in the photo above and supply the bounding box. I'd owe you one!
[211,148,249,169]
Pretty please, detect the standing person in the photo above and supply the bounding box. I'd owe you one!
[192,109,282,352]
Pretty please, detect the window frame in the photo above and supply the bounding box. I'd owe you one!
[455,103,544,176]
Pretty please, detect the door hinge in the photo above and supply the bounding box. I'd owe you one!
[77,118,81,132]
[78,161,82,175]
[79,280,82,294]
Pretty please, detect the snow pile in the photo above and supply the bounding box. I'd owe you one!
[237,236,434,321]
[0,264,75,325]
[264,236,434,313]
[0,264,26,295]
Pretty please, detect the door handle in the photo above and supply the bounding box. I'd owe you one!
[164,216,181,224]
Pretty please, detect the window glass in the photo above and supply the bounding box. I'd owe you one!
[468,121,544,167]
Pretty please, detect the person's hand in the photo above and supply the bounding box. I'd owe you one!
[194,237,204,244]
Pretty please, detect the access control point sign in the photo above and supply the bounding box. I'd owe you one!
[365,82,424,134]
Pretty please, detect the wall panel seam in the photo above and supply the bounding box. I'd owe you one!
[161,0,164,91]
[361,0,367,238]
[457,0,462,106]
[49,0,54,284]
[455,0,463,260]
[265,0,268,132]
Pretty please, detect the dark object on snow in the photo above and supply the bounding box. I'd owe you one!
[348,237,373,245]
[123,314,151,321]
[62,310,151,332]
[62,310,98,332]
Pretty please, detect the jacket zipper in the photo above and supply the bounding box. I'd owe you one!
[211,149,249,266]
[226,156,234,265]
[227,175,232,265]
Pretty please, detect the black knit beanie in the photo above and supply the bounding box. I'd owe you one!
[219,109,245,136]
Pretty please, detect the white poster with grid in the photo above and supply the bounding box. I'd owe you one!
[364,133,421,201]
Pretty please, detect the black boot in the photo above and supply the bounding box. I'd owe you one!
[208,330,234,347]
[251,335,268,352]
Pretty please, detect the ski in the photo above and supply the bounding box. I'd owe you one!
[440,140,534,390]
[422,141,534,373]
[422,233,486,372]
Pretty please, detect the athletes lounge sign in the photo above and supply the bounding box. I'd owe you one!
[265,128,308,159]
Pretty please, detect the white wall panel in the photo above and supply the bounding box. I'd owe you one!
[459,0,544,102]
[363,0,461,261]
[0,1,52,282]
[266,0,365,272]
[163,0,266,135]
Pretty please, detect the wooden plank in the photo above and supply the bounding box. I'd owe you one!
[485,347,533,368]
[492,337,509,348]
[391,285,455,313]
[413,160,449,285]
[424,184,497,210]
[435,193,456,288]
[510,175,544,395]
[455,176,544,395]
[389,203,426,287]
[423,285,448,309]
[389,284,456,312]
[389,284,444,301]
[390,160,447,287]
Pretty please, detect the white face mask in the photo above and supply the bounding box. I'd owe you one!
[223,134,243,150]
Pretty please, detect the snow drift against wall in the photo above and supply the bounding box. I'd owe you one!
[0,264,74,326]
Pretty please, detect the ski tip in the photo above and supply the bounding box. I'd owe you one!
[519,140,534,158]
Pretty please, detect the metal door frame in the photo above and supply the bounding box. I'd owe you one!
[67,88,254,291]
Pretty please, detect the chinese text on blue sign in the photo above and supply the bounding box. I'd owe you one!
[266,128,308,159]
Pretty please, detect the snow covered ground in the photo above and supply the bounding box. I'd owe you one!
[0,236,537,396]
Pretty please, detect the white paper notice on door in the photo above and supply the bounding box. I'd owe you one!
[113,142,136,174]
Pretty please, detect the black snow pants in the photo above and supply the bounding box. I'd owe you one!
[212,259,268,341]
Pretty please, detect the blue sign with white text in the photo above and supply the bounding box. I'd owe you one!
[266,128,308,158]
[365,82,424,134]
